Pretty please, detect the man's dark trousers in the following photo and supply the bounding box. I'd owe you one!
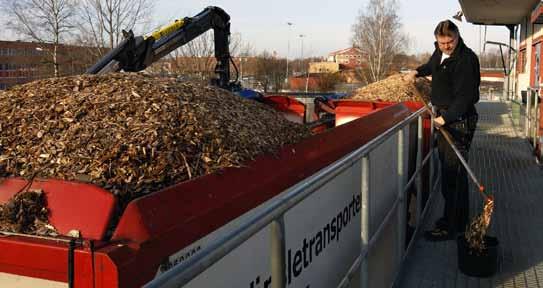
[437,113,478,236]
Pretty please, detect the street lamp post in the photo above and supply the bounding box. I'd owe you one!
[299,34,308,92]
[240,57,243,81]
[299,34,305,71]
[286,22,293,84]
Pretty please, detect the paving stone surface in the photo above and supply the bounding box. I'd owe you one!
[398,101,543,288]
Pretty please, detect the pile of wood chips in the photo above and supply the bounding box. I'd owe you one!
[0,190,58,236]
[0,73,312,201]
[349,74,431,103]
[465,197,495,255]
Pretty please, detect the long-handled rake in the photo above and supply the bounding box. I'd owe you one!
[411,85,494,251]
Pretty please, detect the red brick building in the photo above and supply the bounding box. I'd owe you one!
[0,40,99,89]
[327,47,366,70]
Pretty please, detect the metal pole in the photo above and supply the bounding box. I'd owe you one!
[429,109,435,196]
[478,25,481,58]
[499,45,506,77]
[300,35,304,66]
[271,218,286,288]
[415,116,423,226]
[240,57,243,81]
[361,155,370,288]
[508,25,514,101]
[300,34,305,77]
[397,129,406,262]
[538,91,540,149]
[337,256,362,288]
[286,22,292,84]
[526,88,532,138]
[304,98,314,124]
[533,89,539,147]
[305,73,310,93]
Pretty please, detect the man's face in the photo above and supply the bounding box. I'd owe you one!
[436,34,458,55]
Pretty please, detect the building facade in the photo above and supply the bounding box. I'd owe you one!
[326,47,365,70]
[308,62,340,74]
[459,0,543,157]
[0,40,99,90]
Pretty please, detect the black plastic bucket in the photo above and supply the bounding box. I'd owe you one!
[457,235,499,277]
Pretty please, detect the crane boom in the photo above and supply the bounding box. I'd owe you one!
[86,6,236,90]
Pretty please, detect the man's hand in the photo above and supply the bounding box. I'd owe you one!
[403,70,417,83]
[434,116,445,127]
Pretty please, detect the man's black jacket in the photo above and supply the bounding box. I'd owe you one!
[416,37,480,123]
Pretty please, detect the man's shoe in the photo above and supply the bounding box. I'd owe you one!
[424,227,453,242]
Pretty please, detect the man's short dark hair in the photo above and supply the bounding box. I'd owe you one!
[434,20,459,37]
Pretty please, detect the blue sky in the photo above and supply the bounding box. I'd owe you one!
[154,0,510,58]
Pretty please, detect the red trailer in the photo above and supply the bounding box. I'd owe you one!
[0,100,430,287]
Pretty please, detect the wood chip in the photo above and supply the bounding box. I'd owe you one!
[0,190,58,237]
[464,197,494,255]
[0,73,312,202]
[348,74,431,103]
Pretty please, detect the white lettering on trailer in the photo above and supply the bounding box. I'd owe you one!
[153,159,362,288]
[182,225,272,288]
[283,163,361,288]
[285,194,361,285]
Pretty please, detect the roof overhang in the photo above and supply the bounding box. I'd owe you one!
[459,0,540,25]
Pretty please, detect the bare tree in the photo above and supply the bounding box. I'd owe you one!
[255,51,286,92]
[159,30,251,82]
[233,40,255,83]
[3,0,78,77]
[352,0,407,83]
[229,32,254,81]
[318,73,344,92]
[77,0,153,51]
[174,31,216,80]
[480,48,508,69]
[416,52,432,64]
[237,40,255,58]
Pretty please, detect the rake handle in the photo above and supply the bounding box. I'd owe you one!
[412,84,488,200]
[438,124,486,196]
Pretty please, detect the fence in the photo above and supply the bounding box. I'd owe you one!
[144,106,440,288]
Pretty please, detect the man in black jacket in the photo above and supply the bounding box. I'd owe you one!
[405,20,480,241]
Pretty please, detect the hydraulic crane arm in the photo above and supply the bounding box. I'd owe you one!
[86,6,235,89]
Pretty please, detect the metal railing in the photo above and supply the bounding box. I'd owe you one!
[144,106,439,288]
[524,87,541,158]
